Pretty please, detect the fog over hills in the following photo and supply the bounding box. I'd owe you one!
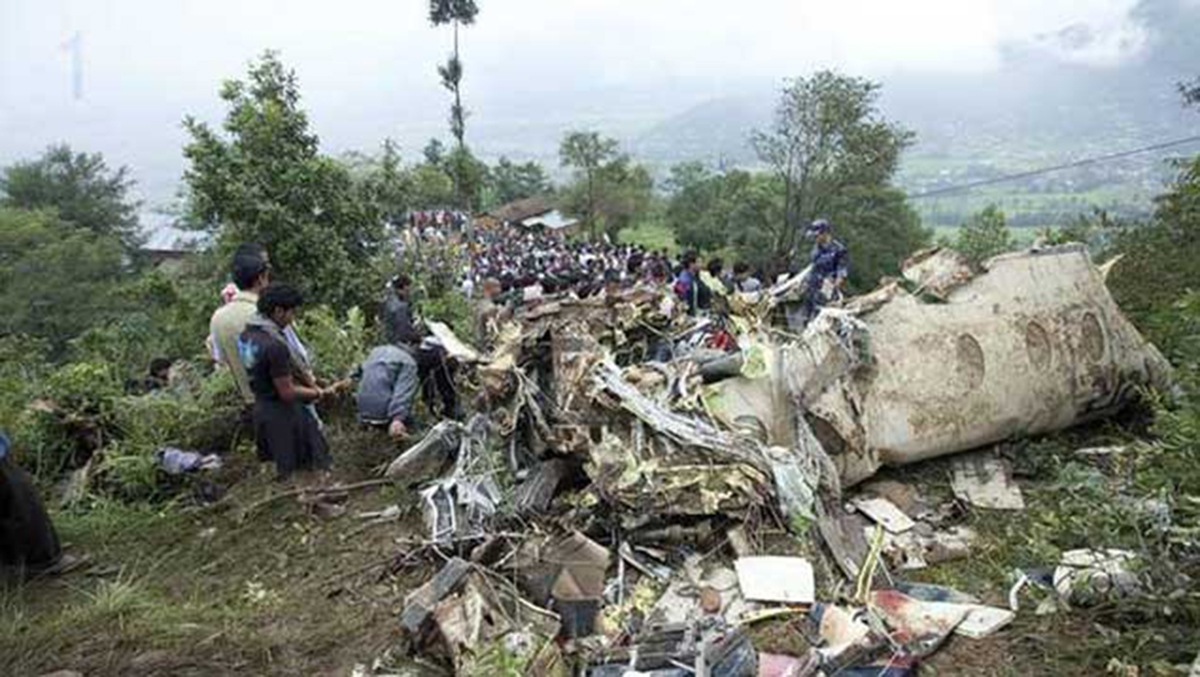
[1,0,1197,232]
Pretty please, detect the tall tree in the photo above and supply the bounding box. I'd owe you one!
[589,157,654,239]
[183,51,385,309]
[751,70,914,264]
[1106,76,1200,355]
[429,0,480,209]
[559,131,620,239]
[490,157,552,206]
[351,139,413,225]
[0,207,126,352]
[444,144,491,212]
[665,162,755,253]
[0,144,142,251]
[423,138,447,167]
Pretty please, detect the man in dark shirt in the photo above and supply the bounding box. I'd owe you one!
[381,274,459,420]
[802,219,850,325]
[238,285,332,481]
[383,274,424,350]
[674,252,702,314]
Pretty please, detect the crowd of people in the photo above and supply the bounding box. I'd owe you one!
[463,229,776,311]
[0,218,848,576]
[462,219,847,327]
[204,243,462,484]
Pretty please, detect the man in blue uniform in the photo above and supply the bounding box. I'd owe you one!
[802,219,849,326]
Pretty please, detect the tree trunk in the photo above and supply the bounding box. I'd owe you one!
[587,169,597,240]
[453,20,463,148]
[452,19,464,211]
[777,167,794,265]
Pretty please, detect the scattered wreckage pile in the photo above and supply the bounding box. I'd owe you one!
[373,245,1173,676]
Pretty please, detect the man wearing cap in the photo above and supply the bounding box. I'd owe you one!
[801,219,849,326]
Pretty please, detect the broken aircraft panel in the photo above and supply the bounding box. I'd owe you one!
[710,245,1173,486]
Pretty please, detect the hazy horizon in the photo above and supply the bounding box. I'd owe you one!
[2,0,1197,219]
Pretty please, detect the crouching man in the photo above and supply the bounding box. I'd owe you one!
[356,345,420,441]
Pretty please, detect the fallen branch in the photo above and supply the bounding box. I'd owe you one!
[237,478,394,522]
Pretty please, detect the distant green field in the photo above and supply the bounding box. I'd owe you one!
[623,221,1046,254]
[932,224,1047,247]
[620,219,678,253]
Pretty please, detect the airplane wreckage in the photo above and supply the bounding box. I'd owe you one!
[376,244,1172,675]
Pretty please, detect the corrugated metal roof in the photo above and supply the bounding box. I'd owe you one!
[521,209,578,230]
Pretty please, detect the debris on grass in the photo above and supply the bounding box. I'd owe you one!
[950,449,1026,511]
[357,246,1182,673]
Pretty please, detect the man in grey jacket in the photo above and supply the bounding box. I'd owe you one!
[356,345,420,440]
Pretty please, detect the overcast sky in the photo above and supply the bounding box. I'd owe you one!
[0,0,1154,207]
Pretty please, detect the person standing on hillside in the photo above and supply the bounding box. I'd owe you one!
[674,252,703,315]
[238,285,333,482]
[801,219,850,326]
[210,247,272,408]
[733,262,763,294]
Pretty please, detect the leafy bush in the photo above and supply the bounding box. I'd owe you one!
[69,270,219,380]
[93,440,166,502]
[45,362,123,425]
[294,305,368,381]
[1131,291,1200,503]
[87,368,240,501]
[9,361,122,477]
[112,368,239,449]
[418,291,476,343]
[955,205,1014,269]
[0,335,49,434]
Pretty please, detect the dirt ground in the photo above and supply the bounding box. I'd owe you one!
[2,417,1197,676]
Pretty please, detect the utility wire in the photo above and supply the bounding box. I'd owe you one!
[906,134,1200,200]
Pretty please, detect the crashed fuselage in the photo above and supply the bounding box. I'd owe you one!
[812,245,1172,484]
[706,245,1173,486]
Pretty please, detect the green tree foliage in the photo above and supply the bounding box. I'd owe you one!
[182,52,385,309]
[560,132,636,239]
[955,205,1015,269]
[490,156,552,206]
[665,162,927,289]
[69,268,220,376]
[751,71,914,262]
[410,163,456,208]
[346,139,493,213]
[1107,151,1200,359]
[0,208,127,352]
[445,145,492,212]
[294,306,367,382]
[725,175,787,272]
[1180,77,1200,108]
[560,131,619,238]
[665,163,756,254]
[423,138,447,167]
[0,335,49,435]
[1105,78,1200,358]
[429,0,480,208]
[348,140,412,225]
[0,144,142,251]
[561,152,653,240]
[826,186,928,291]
